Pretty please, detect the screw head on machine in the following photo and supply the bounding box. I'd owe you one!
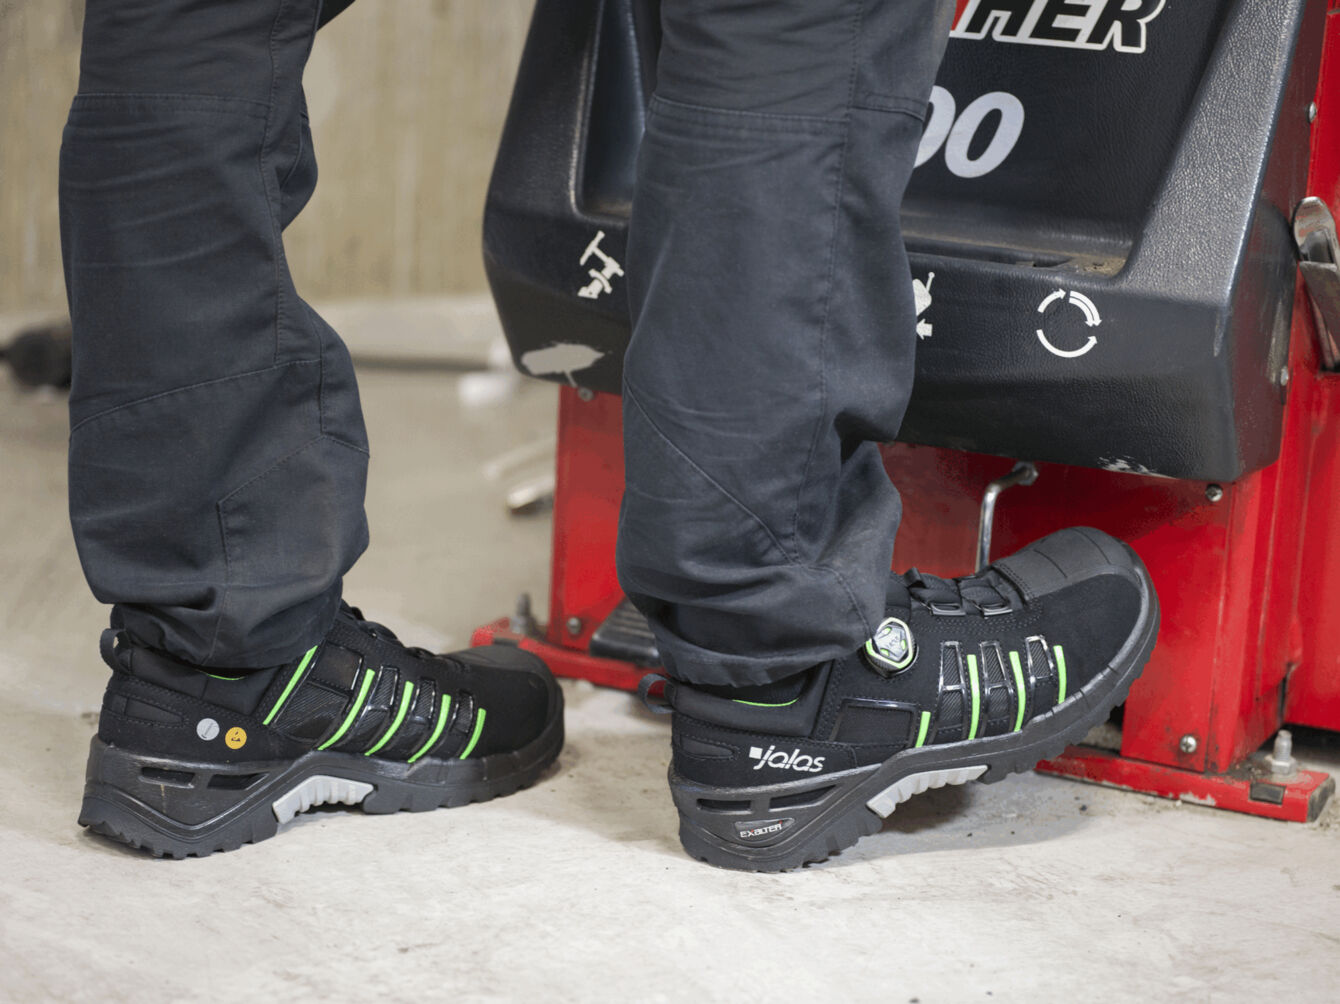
[1205,484,1224,503]
[566,616,583,636]
[1179,734,1198,754]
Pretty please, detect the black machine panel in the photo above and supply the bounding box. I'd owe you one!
[483,0,1325,481]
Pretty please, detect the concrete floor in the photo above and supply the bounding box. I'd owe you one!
[2,303,1339,1002]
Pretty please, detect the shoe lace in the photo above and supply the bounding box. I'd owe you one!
[340,602,438,660]
[899,568,1018,616]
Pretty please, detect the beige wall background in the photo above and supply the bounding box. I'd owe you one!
[0,0,532,317]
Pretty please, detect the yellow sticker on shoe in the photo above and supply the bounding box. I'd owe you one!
[225,727,247,750]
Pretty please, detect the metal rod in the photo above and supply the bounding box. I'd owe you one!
[977,462,1039,572]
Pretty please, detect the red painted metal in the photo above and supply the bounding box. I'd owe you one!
[473,11,1340,820]
[471,617,651,691]
[1036,747,1335,823]
[544,387,626,658]
[1285,1,1340,731]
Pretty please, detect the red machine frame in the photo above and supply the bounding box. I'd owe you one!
[475,5,1340,823]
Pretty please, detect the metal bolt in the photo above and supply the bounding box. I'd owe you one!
[577,387,595,402]
[1179,734,1198,754]
[1308,101,1318,123]
[1205,484,1224,503]
[1269,729,1297,777]
[566,616,583,636]
[510,592,537,637]
[1279,365,1290,388]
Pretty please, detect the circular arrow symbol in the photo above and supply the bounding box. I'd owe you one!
[1037,290,1101,359]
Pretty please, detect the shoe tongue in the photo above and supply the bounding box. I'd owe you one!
[884,575,913,617]
[902,566,1022,612]
[969,568,1023,608]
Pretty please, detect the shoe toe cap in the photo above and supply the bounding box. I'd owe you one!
[453,644,562,754]
[993,526,1145,601]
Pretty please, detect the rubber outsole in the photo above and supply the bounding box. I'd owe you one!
[78,700,564,859]
[672,559,1160,872]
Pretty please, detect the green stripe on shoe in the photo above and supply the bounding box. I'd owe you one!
[1009,650,1027,732]
[318,668,376,750]
[364,681,415,756]
[732,698,798,708]
[1054,644,1068,704]
[407,695,452,764]
[262,644,319,726]
[459,708,487,760]
[914,710,931,748]
[967,654,981,740]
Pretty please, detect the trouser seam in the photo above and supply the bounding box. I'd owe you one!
[262,0,290,367]
[69,92,270,114]
[789,0,865,561]
[207,433,364,663]
[69,359,318,436]
[623,379,799,564]
[276,4,321,193]
[648,94,847,132]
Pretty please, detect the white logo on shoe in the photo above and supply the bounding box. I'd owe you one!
[736,818,795,840]
[196,718,219,741]
[748,745,826,773]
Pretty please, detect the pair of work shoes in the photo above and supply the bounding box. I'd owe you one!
[80,527,1157,869]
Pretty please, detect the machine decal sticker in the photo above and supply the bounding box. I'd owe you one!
[576,230,624,300]
[951,0,1165,54]
[1036,289,1101,359]
[915,87,1025,179]
[1098,457,1173,479]
[520,343,608,386]
[914,272,935,339]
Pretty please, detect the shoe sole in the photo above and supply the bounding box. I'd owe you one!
[671,557,1160,872]
[78,695,564,859]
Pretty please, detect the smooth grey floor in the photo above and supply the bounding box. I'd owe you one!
[2,303,1338,1003]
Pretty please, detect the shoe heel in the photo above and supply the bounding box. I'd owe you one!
[669,766,884,872]
[78,737,288,858]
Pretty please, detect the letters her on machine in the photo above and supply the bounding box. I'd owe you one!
[951,0,1165,54]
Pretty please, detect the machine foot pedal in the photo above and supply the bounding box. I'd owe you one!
[589,600,661,667]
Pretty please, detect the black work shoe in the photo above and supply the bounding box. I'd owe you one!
[660,527,1158,871]
[79,604,563,858]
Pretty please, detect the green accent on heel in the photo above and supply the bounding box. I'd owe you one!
[967,654,981,740]
[262,645,319,726]
[914,710,931,748]
[1054,645,1068,704]
[318,668,375,750]
[732,697,799,708]
[364,681,415,756]
[1009,650,1027,732]
[407,695,452,764]
[459,708,487,760]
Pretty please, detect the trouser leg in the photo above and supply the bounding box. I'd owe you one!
[617,0,954,685]
[60,0,369,669]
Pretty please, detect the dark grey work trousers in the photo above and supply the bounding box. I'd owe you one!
[60,0,952,683]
